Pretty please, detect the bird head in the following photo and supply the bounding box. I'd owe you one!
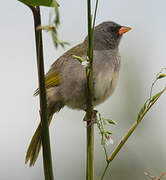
[92,21,131,50]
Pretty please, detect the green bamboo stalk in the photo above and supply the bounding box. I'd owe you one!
[86,0,100,179]
[86,0,94,179]
[30,6,54,180]
[86,125,94,180]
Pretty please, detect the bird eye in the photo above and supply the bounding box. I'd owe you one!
[110,27,116,32]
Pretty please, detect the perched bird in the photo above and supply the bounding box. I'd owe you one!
[25,21,131,166]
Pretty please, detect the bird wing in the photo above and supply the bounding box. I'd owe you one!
[34,40,87,96]
[50,41,87,71]
[34,71,60,96]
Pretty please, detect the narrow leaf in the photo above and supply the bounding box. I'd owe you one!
[149,91,162,104]
[105,131,112,135]
[101,118,116,125]
[72,55,84,63]
[137,106,145,120]
[54,4,60,26]
[157,73,166,79]
[18,0,59,7]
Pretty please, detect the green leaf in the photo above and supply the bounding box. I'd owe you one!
[143,102,147,111]
[18,0,59,7]
[101,118,116,125]
[54,3,60,26]
[137,105,146,120]
[72,55,84,63]
[157,73,166,79]
[149,91,162,104]
[105,131,112,135]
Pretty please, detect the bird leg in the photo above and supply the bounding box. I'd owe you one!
[83,109,98,126]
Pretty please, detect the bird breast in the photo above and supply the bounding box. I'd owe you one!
[94,71,119,106]
[93,49,120,106]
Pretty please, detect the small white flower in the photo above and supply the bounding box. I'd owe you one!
[105,135,114,146]
[81,60,89,67]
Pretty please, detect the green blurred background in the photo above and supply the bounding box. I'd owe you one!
[0,0,165,179]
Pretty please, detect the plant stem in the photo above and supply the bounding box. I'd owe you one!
[103,146,108,162]
[101,87,166,179]
[86,0,94,179]
[86,124,94,180]
[92,0,99,29]
[30,6,54,180]
[101,163,109,180]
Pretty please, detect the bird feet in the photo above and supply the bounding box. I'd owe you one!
[83,110,98,126]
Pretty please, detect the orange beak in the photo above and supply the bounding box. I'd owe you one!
[119,26,132,35]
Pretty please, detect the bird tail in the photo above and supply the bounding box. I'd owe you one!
[25,115,53,166]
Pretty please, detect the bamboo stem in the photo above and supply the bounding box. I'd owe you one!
[86,124,94,180]
[31,6,54,180]
[86,0,94,179]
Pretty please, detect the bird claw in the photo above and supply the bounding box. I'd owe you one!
[83,110,98,126]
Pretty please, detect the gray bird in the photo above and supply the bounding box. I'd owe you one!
[25,21,131,166]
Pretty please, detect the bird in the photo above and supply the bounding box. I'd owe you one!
[25,21,131,166]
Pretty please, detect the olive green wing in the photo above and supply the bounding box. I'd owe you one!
[34,71,60,96]
[34,40,87,96]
